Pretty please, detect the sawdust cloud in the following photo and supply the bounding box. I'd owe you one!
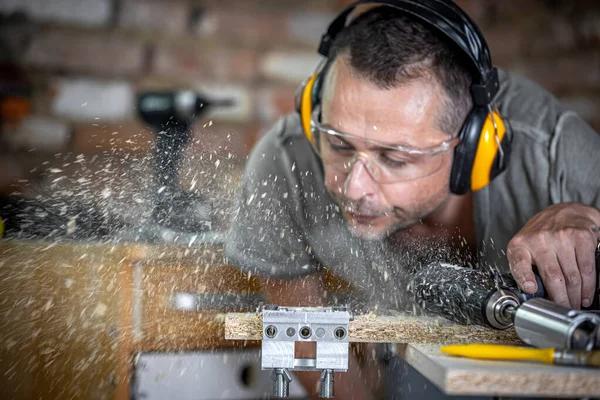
[0,127,250,396]
[0,123,502,397]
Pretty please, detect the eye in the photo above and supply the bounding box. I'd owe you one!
[326,135,354,152]
[380,151,409,167]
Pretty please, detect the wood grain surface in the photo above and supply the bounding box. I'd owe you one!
[0,239,260,400]
[225,312,521,345]
[405,344,600,398]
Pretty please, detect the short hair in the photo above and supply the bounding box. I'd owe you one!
[328,7,473,136]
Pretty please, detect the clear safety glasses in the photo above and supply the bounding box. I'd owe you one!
[310,120,460,183]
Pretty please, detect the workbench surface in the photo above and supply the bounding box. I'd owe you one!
[402,344,600,398]
[226,312,600,398]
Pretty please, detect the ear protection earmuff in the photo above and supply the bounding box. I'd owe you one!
[295,0,512,195]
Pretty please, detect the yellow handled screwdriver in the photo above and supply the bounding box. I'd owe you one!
[441,344,600,367]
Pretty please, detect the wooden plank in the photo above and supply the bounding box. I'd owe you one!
[123,242,228,267]
[122,241,263,351]
[114,259,135,400]
[0,239,128,400]
[225,312,521,345]
[404,344,600,398]
[138,258,262,351]
[0,242,38,399]
[0,239,263,399]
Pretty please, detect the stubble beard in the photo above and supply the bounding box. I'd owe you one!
[329,189,450,241]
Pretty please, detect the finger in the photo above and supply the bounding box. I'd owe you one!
[533,249,570,308]
[507,245,537,293]
[556,242,581,309]
[574,230,597,308]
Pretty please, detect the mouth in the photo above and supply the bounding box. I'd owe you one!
[346,212,380,225]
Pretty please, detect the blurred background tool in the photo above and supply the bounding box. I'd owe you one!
[0,89,235,245]
[441,343,600,368]
[134,90,235,241]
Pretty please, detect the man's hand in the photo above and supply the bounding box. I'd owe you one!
[507,202,600,309]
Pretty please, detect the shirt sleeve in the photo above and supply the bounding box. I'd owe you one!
[549,111,600,208]
[224,117,319,279]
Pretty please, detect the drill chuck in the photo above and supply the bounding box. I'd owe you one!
[484,290,519,329]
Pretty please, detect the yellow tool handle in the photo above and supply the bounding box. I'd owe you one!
[441,344,555,364]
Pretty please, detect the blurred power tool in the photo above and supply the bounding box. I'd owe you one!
[0,195,126,240]
[137,90,234,234]
[410,243,600,351]
[0,90,234,243]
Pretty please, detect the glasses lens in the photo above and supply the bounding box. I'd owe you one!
[316,127,450,183]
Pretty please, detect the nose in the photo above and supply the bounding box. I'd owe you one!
[343,158,377,201]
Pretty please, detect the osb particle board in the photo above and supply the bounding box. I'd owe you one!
[224,311,600,398]
[404,344,600,398]
[225,312,521,345]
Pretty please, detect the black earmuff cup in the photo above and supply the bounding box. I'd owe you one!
[450,106,489,195]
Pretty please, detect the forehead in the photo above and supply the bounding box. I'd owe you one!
[321,57,449,147]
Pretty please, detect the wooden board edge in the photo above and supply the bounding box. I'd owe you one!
[224,313,521,344]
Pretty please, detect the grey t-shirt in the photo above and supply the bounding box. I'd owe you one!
[225,69,600,313]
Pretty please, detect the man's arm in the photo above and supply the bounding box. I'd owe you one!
[225,117,318,280]
[507,112,600,309]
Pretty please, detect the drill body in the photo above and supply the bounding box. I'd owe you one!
[409,251,600,350]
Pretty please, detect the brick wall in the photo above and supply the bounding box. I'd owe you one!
[0,0,599,193]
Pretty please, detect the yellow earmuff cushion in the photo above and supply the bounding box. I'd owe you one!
[300,74,319,146]
[471,109,506,191]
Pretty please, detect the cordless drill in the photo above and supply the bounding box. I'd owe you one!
[409,244,600,350]
[137,91,234,233]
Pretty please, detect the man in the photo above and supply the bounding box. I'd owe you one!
[226,1,600,398]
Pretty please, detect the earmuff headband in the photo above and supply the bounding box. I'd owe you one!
[318,0,499,105]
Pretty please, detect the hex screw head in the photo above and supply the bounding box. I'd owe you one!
[265,325,278,338]
[299,326,312,339]
[334,327,347,340]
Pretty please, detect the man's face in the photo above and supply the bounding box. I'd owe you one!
[320,56,455,240]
